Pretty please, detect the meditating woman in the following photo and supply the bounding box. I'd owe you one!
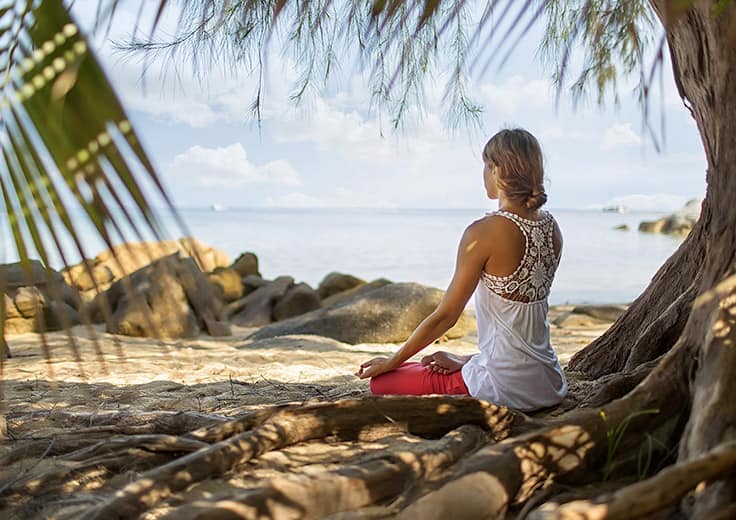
[355,128,567,411]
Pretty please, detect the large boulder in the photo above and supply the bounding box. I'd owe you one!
[273,283,321,321]
[105,254,230,339]
[63,238,231,297]
[231,252,260,278]
[317,272,365,299]
[320,278,392,307]
[248,282,476,344]
[639,199,702,236]
[225,276,294,327]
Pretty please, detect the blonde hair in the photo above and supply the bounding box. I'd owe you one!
[482,128,547,210]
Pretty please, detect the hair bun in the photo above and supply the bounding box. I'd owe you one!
[525,189,548,210]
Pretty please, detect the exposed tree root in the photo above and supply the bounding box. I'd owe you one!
[391,337,695,520]
[528,440,736,519]
[579,359,658,408]
[81,397,528,520]
[164,425,486,520]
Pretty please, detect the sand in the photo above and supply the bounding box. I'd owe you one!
[0,305,615,519]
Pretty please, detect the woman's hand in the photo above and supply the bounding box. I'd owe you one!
[355,356,396,379]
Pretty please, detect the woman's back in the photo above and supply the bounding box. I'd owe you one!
[461,209,568,411]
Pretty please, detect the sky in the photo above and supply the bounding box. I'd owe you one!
[71,1,708,212]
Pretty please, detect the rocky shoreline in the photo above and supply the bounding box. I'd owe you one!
[2,238,626,358]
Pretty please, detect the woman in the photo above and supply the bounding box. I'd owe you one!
[355,128,567,412]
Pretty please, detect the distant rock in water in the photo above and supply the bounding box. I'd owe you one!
[639,199,702,236]
[248,282,476,344]
[614,224,630,231]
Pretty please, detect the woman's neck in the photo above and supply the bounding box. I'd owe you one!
[497,195,540,219]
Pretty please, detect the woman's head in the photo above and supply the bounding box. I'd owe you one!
[482,128,547,210]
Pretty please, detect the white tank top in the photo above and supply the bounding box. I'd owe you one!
[461,210,568,411]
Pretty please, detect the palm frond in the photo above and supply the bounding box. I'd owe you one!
[1,0,184,362]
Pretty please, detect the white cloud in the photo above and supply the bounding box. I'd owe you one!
[478,76,553,115]
[603,123,642,149]
[169,143,301,186]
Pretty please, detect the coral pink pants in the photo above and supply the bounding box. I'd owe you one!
[370,362,470,396]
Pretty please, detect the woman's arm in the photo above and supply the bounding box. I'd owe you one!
[357,220,491,379]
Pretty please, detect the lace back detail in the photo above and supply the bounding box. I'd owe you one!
[481,210,558,303]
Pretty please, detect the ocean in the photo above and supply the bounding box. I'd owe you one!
[1,207,683,305]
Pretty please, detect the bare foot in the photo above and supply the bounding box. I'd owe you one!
[420,351,471,375]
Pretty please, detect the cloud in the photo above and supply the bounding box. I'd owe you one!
[169,143,301,186]
[478,76,553,115]
[602,123,642,149]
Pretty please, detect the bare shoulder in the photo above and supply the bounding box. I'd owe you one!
[463,214,521,248]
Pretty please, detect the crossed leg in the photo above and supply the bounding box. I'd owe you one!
[369,359,470,396]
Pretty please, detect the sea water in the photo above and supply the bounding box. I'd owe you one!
[1,207,683,305]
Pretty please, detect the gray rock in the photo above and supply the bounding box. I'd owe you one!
[104,254,224,338]
[231,252,260,278]
[227,276,294,327]
[0,260,63,288]
[208,267,245,302]
[321,278,392,307]
[273,283,321,321]
[317,272,366,299]
[249,282,476,344]
[571,304,627,322]
[243,274,267,294]
[43,300,82,330]
[110,260,200,339]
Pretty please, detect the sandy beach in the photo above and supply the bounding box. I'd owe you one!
[3,305,611,418]
[1,304,617,519]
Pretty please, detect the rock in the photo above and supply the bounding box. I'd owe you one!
[231,252,260,278]
[43,300,82,330]
[571,304,627,322]
[227,276,294,327]
[3,293,21,319]
[63,263,114,292]
[62,238,230,294]
[110,258,200,339]
[13,287,44,318]
[249,282,476,344]
[638,220,666,233]
[614,224,630,231]
[103,254,225,338]
[639,199,702,236]
[273,283,321,321]
[203,318,232,337]
[0,260,63,288]
[317,272,366,299]
[243,274,267,294]
[4,316,38,334]
[208,267,244,302]
[1,262,83,334]
[553,313,609,329]
[321,278,392,307]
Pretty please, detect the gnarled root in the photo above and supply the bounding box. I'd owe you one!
[165,425,486,520]
[529,440,736,519]
[82,396,528,520]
